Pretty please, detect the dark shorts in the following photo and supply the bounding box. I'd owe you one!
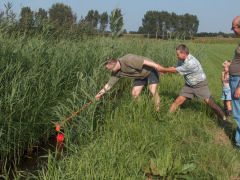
[134,69,159,86]
[180,81,211,100]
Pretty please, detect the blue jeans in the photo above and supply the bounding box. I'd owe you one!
[230,75,240,147]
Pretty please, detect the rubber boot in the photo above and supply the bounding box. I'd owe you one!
[208,97,226,120]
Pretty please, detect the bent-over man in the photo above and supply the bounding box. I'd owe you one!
[95,54,161,111]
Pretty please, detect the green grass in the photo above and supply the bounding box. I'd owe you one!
[36,40,240,179]
[1,35,240,179]
[39,81,240,179]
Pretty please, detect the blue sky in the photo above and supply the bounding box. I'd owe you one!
[2,0,239,33]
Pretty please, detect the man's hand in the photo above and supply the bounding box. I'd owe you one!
[95,90,104,100]
[234,87,240,99]
[95,94,101,100]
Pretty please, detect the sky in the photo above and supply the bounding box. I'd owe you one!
[1,0,239,33]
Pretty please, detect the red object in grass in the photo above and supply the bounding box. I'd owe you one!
[56,122,61,132]
[57,133,64,142]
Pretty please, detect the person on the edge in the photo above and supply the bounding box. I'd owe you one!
[230,16,240,148]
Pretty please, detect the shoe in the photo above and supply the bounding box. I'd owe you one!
[227,110,232,117]
[235,146,240,152]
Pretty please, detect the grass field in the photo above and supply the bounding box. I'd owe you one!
[1,36,240,179]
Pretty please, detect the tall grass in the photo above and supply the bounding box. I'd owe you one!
[0,34,122,171]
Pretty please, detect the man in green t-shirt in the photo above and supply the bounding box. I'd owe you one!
[95,54,161,111]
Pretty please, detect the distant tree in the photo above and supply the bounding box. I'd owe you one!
[129,31,138,34]
[184,13,199,38]
[141,11,156,36]
[140,11,199,39]
[99,11,108,32]
[168,12,178,38]
[141,11,168,38]
[19,7,34,31]
[3,2,16,24]
[159,11,171,39]
[77,16,95,35]
[175,15,185,35]
[34,8,48,27]
[174,13,199,39]
[0,11,4,24]
[122,29,127,34]
[109,8,123,36]
[85,10,99,30]
[138,26,144,34]
[4,2,12,24]
[49,3,75,29]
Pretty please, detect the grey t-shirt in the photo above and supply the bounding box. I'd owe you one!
[176,54,206,86]
[229,44,240,76]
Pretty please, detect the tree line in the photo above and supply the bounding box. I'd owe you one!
[138,11,199,39]
[0,2,124,39]
[0,2,236,40]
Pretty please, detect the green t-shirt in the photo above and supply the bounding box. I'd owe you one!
[229,43,240,76]
[107,54,153,88]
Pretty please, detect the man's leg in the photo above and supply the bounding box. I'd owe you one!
[131,85,144,99]
[204,97,227,120]
[226,100,232,116]
[230,76,240,147]
[169,96,187,113]
[149,83,160,111]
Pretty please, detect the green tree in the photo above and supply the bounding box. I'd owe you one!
[141,11,161,38]
[140,11,199,39]
[34,8,48,27]
[141,11,156,35]
[4,2,12,24]
[99,11,108,32]
[49,3,75,29]
[168,12,178,38]
[0,11,4,24]
[159,11,171,39]
[174,13,199,39]
[19,6,34,31]
[110,8,123,36]
[85,10,99,30]
[184,13,199,38]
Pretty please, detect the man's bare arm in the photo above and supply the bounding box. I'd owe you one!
[156,65,178,73]
[95,83,111,100]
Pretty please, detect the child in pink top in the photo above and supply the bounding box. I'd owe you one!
[221,60,232,116]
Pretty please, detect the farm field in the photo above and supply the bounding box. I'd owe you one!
[1,36,240,179]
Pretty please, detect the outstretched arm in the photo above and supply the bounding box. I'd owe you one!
[143,60,166,75]
[95,76,120,100]
[143,59,159,69]
[156,64,178,73]
[95,83,111,100]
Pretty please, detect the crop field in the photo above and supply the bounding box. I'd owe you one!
[1,35,240,179]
